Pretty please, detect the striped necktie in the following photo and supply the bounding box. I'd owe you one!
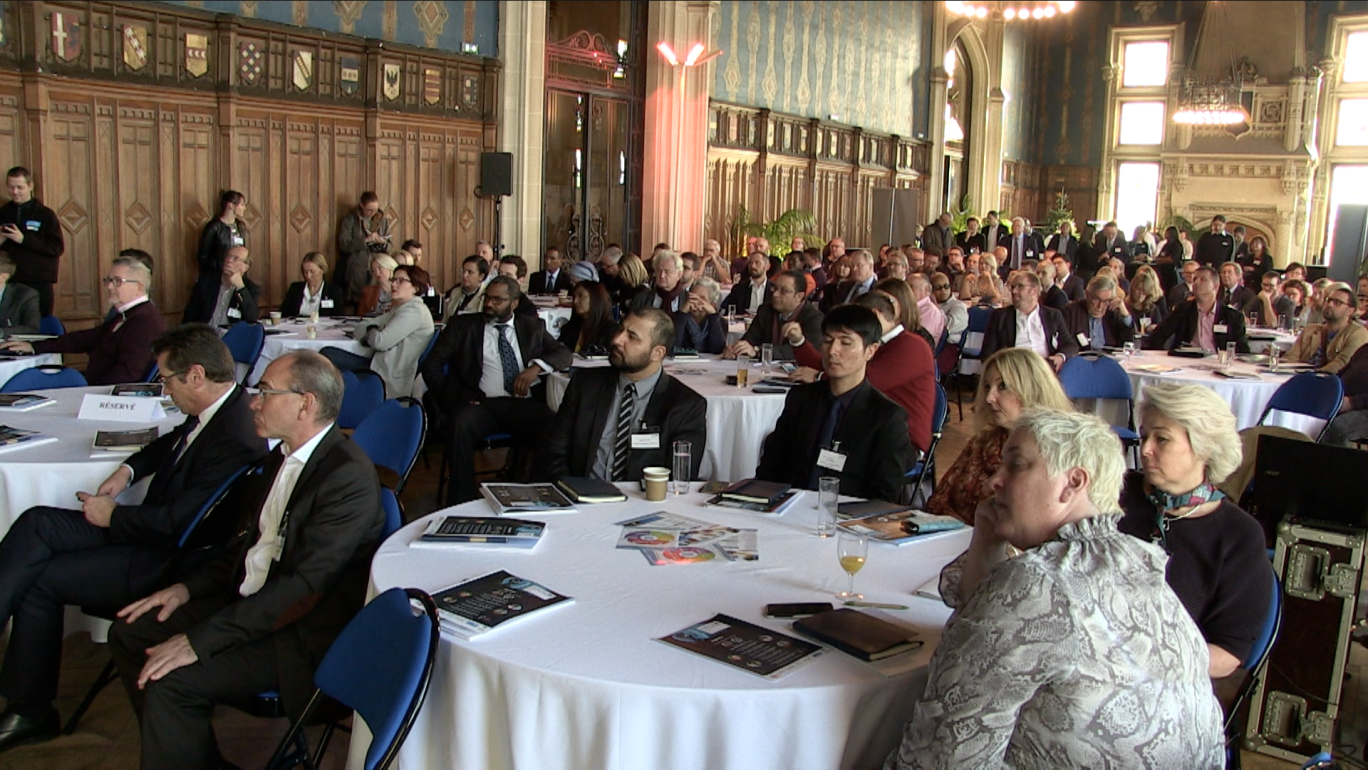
[612,383,637,481]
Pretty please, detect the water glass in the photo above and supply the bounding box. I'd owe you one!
[760,343,774,376]
[1248,312,1261,330]
[1122,341,1136,359]
[671,441,692,495]
[1278,314,1289,331]
[817,476,840,538]
[1225,341,1238,366]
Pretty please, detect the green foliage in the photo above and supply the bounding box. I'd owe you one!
[727,206,820,256]
[1040,190,1074,232]
[950,195,974,233]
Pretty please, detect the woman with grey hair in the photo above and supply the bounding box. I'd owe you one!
[889,409,1223,768]
[673,276,726,354]
[1118,382,1271,678]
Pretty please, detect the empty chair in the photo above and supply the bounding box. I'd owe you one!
[338,370,386,430]
[38,315,65,337]
[1058,354,1139,463]
[222,322,266,385]
[904,382,949,506]
[352,398,426,494]
[1256,371,1343,441]
[1,365,87,393]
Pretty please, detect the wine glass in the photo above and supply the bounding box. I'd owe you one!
[835,531,867,601]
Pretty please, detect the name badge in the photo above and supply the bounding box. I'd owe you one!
[231,234,245,246]
[1214,324,1228,334]
[227,307,242,319]
[321,299,335,309]
[77,393,166,423]
[631,433,661,450]
[817,448,847,472]
[1076,333,1090,347]
[24,220,40,232]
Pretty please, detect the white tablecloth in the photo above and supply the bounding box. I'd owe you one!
[548,355,788,482]
[248,320,370,384]
[0,353,62,389]
[350,486,969,770]
[536,305,572,339]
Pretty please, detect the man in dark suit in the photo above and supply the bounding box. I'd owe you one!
[1217,261,1256,312]
[1002,217,1041,273]
[721,251,774,315]
[1036,261,1068,311]
[1061,275,1135,351]
[981,212,1007,255]
[1143,267,1250,353]
[181,246,262,326]
[0,255,40,338]
[922,212,955,255]
[631,250,688,314]
[529,247,573,296]
[0,325,267,752]
[1166,260,1199,306]
[723,270,822,362]
[819,248,878,312]
[1094,221,1130,266]
[0,167,64,316]
[108,350,380,769]
[1195,215,1235,268]
[496,255,540,319]
[1046,219,1079,263]
[422,275,573,505]
[756,304,911,501]
[540,308,707,482]
[980,270,1079,371]
[1052,255,1086,303]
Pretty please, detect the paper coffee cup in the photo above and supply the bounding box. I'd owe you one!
[643,467,670,501]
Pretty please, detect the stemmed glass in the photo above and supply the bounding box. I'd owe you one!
[835,531,867,601]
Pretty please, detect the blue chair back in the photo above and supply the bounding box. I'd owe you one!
[1244,569,1282,672]
[339,370,387,430]
[39,315,65,336]
[1058,354,1134,401]
[961,306,993,357]
[930,381,949,434]
[143,361,160,383]
[177,465,253,548]
[380,487,403,539]
[1,365,87,393]
[415,330,439,369]
[314,587,438,770]
[933,326,949,357]
[353,398,427,494]
[222,322,266,385]
[1259,372,1343,440]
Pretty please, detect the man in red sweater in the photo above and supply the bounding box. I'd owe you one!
[783,291,936,456]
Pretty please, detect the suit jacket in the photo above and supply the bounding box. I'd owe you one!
[443,283,486,320]
[421,311,572,415]
[1166,281,1193,307]
[33,299,165,385]
[956,231,987,254]
[182,273,262,325]
[1142,300,1250,353]
[1220,285,1256,313]
[181,426,382,722]
[1286,322,1368,374]
[756,379,911,501]
[0,199,64,285]
[539,367,707,482]
[979,305,1079,362]
[196,218,246,277]
[1059,274,1086,303]
[1046,233,1079,262]
[279,280,343,318]
[983,224,1007,252]
[1241,292,1296,329]
[529,269,573,296]
[630,288,687,314]
[740,302,823,360]
[1094,233,1130,264]
[819,277,875,313]
[354,298,435,398]
[721,279,775,315]
[1042,284,1069,311]
[1061,300,1135,350]
[1196,232,1235,267]
[672,312,726,354]
[0,281,40,337]
[922,223,954,254]
[1001,232,1042,270]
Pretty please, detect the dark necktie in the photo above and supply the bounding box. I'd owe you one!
[169,415,200,468]
[613,383,637,481]
[495,324,519,395]
[546,272,556,293]
[808,396,845,489]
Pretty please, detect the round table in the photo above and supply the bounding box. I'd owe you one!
[1246,328,1297,354]
[534,304,572,339]
[0,352,62,389]
[349,485,969,770]
[248,320,370,385]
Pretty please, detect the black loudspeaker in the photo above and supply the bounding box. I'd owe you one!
[1326,204,1368,285]
[480,152,513,198]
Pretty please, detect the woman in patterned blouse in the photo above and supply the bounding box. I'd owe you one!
[888,409,1224,769]
[926,348,1072,524]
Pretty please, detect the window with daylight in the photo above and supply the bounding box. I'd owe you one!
[1327,165,1368,263]
[1119,102,1166,145]
[1115,162,1161,235]
[1345,31,1368,83]
[1122,41,1169,87]
[1337,99,1368,146]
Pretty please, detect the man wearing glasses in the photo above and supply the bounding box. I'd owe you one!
[1,255,164,384]
[1285,282,1367,374]
[0,325,266,753]
[723,270,822,362]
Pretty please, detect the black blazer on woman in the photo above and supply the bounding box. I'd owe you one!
[280,280,344,318]
[559,313,617,354]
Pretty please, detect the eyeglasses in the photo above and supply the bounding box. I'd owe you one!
[102,276,143,287]
[247,387,303,400]
[390,277,412,286]
[1325,297,1351,307]
[157,370,187,384]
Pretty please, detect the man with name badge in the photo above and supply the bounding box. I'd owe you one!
[181,246,261,327]
[0,167,63,317]
[1143,266,1249,353]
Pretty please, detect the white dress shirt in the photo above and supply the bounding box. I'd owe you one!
[747,278,768,315]
[1014,307,1050,358]
[299,283,323,316]
[123,385,235,484]
[239,423,333,597]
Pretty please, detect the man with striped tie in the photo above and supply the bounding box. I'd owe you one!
[540,308,707,484]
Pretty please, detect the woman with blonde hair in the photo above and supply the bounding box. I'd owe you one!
[1126,264,1168,330]
[614,252,650,310]
[926,348,1073,525]
[1118,382,1270,678]
[280,251,343,317]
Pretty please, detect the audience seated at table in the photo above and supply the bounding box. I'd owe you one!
[1242,270,1297,329]
[444,254,489,319]
[566,259,599,287]
[1117,382,1272,678]
[1061,274,1135,352]
[819,249,878,312]
[0,254,40,338]
[195,190,246,278]
[672,277,727,355]
[927,348,1072,525]
[1281,278,1311,329]
[0,324,267,754]
[495,255,540,320]
[529,247,572,296]
[181,245,261,327]
[873,277,937,352]
[422,276,572,505]
[723,270,821,362]
[319,265,435,399]
[979,270,1077,371]
[109,350,382,769]
[1035,260,1067,311]
[1310,277,1336,324]
[931,272,967,342]
[613,252,651,312]
[755,304,912,501]
[907,273,946,344]
[888,409,1224,768]
[1052,254,1086,304]
[720,251,774,316]
[1322,342,1368,446]
[1167,259,1199,306]
[560,280,618,355]
[356,252,397,316]
[279,251,342,318]
[1218,262,1256,313]
[1284,281,1367,374]
[540,308,707,482]
[1125,264,1169,330]
[1142,266,1250,354]
[631,249,688,314]
[789,291,936,457]
[2,256,164,385]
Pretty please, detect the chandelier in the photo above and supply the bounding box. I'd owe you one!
[1172,76,1247,125]
[944,1,1077,20]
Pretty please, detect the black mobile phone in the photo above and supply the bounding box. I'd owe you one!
[763,602,834,619]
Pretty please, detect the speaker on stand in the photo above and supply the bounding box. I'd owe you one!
[479,152,513,258]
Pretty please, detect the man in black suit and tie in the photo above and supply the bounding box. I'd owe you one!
[1003,217,1040,273]
[980,270,1079,371]
[922,212,955,255]
[1217,261,1256,312]
[724,270,823,362]
[1052,255,1086,303]
[540,308,707,482]
[721,251,774,315]
[1143,267,1250,353]
[820,248,878,312]
[1046,219,1079,263]
[1061,275,1135,351]
[0,255,40,338]
[108,350,381,769]
[756,304,911,501]
[0,324,267,752]
[422,275,573,505]
[529,247,573,296]
[1094,221,1130,266]
[181,245,262,326]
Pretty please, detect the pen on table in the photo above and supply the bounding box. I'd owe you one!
[844,600,910,610]
[912,591,942,602]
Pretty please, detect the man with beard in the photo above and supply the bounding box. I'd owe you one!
[421,276,572,505]
[539,308,707,482]
[721,251,775,315]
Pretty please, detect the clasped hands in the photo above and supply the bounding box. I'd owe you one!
[75,465,133,527]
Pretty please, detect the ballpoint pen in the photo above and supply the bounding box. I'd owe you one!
[843,600,910,610]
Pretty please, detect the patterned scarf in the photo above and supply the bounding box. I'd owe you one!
[1147,481,1224,553]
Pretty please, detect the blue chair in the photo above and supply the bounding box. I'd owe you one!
[952,306,994,420]
[415,330,440,370]
[142,361,160,383]
[38,315,65,336]
[380,487,403,539]
[1058,354,1140,463]
[904,383,949,507]
[933,325,949,358]
[353,398,427,495]
[265,587,439,770]
[1224,568,1283,759]
[1,365,87,393]
[339,370,387,430]
[1257,372,1343,441]
[222,322,266,385]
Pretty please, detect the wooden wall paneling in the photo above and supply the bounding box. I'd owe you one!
[232,110,268,299]
[178,109,217,311]
[284,117,320,304]
[0,85,25,181]
[415,129,443,285]
[48,98,98,316]
[114,101,159,301]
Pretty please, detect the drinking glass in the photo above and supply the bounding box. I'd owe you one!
[736,354,750,388]
[1122,341,1136,359]
[1278,314,1289,332]
[725,305,736,329]
[817,476,840,537]
[761,343,774,376]
[671,441,692,495]
[1225,341,1238,367]
[835,531,867,601]
[1248,312,1261,330]
[1138,316,1152,336]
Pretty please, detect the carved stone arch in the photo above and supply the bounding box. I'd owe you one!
[948,23,995,215]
